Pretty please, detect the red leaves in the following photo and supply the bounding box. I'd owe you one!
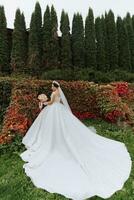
[0,133,13,144]
[0,80,134,144]
[115,82,129,96]
[72,110,97,120]
[105,110,124,123]
[95,82,134,124]
[1,87,40,144]
[2,104,29,135]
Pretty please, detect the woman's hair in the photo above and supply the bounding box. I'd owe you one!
[52,82,59,88]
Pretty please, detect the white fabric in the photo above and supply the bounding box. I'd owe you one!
[52,80,72,113]
[20,93,132,200]
[58,86,72,113]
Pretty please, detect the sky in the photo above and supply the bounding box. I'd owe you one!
[0,0,134,35]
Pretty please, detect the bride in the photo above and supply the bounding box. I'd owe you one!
[20,80,132,200]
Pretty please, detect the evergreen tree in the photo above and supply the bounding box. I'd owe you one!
[116,16,131,71]
[50,5,59,67]
[0,6,10,74]
[105,10,118,70]
[60,10,72,67]
[11,9,27,73]
[42,5,51,68]
[85,7,96,69]
[124,13,134,72]
[28,12,41,76]
[132,15,134,31]
[103,13,110,71]
[95,16,105,71]
[72,13,85,68]
[21,12,28,72]
[34,1,42,59]
[27,2,42,76]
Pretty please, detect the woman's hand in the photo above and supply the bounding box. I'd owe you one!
[39,102,43,110]
[43,101,48,106]
[39,92,55,107]
[39,101,48,110]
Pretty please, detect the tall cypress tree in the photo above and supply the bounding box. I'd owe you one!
[42,5,51,68]
[50,5,59,67]
[103,13,110,71]
[34,2,42,59]
[95,16,105,71]
[21,12,28,72]
[28,12,40,76]
[124,13,134,72]
[85,8,96,69]
[0,6,10,74]
[132,15,134,31]
[105,10,118,70]
[72,13,85,68]
[27,2,42,76]
[117,16,131,71]
[60,10,72,67]
[11,9,27,73]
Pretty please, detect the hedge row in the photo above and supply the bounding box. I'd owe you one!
[0,79,134,144]
[0,80,12,125]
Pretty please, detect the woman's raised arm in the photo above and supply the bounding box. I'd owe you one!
[44,92,56,105]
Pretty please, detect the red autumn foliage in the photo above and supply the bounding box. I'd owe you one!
[0,133,13,144]
[72,110,97,120]
[115,82,129,96]
[0,80,134,144]
[105,110,124,123]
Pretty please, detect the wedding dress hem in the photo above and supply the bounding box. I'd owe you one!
[20,129,132,200]
[21,154,131,200]
[20,96,132,200]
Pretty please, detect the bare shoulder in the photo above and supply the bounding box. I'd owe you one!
[51,91,54,95]
[55,90,60,96]
[51,91,56,97]
[53,91,59,95]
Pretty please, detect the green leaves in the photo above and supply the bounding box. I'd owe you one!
[85,8,97,69]
[11,9,28,73]
[28,2,42,76]
[0,6,10,74]
[72,13,84,68]
[60,10,72,67]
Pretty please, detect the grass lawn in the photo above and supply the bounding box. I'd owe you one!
[0,119,134,200]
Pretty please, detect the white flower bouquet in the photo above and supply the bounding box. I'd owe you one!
[38,94,48,110]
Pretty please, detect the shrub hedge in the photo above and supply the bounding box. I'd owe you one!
[0,78,134,144]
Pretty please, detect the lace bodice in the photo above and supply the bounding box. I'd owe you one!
[51,92,61,103]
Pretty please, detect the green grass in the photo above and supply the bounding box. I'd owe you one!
[0,119,134,200]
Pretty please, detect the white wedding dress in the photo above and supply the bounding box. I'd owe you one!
[20,92,132,200]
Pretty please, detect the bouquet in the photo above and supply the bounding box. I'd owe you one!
[38,94,48,110]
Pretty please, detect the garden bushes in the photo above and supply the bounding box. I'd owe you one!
[0,80,12,125]
[40,68,134,83]
[0,78,134,144]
